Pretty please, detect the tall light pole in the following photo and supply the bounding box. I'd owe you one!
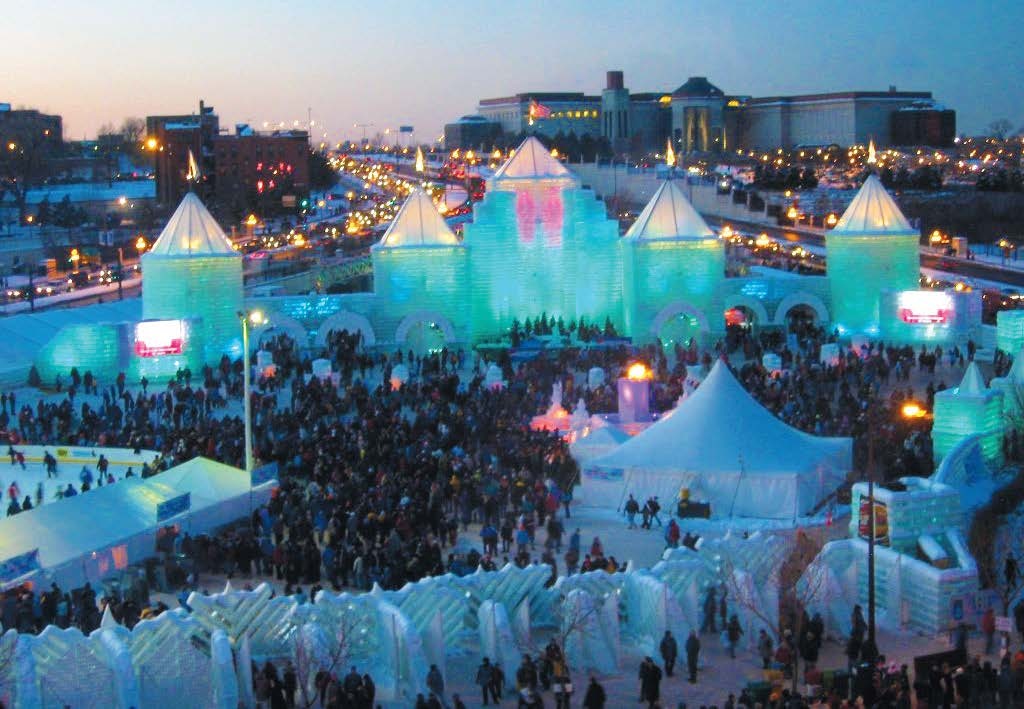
[239,309,266,474]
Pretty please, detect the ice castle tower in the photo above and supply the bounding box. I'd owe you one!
[621,179,724,345]
[825,174,920,335]
[141,192,244,373]
[370,188,468,351]
[932,361,1004,466]
[463,137,622,338]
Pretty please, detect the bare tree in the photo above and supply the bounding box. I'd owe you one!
[120,117,145,145]
[0,130,49,223]
[292,612,368,709]
[717,531,828,693]
[987,119,1014,140]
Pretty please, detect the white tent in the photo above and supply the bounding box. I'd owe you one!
[570,425,631,466]
[0,457,274,589]
[585,360,851,519]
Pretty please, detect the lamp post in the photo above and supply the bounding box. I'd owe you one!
[238,309,265,474]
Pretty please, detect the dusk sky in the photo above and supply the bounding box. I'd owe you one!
[6,0,1022,143]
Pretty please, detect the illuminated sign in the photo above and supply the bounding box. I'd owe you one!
[135,320,185,357]
[898,291,953,325]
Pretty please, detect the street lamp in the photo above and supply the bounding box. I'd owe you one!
[238,309,266,474]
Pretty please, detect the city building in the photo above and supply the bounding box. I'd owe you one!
[890,102,957,147]
[148,102,310,214]
[477,92,601,140]
[731,89,944,150]
[147,100,219,205]
[212,125,310,216]
[459,74,954,154]
[0,103,63,155]
[442,115,502,150]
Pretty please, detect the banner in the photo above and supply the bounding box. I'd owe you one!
[251,462,279,487]
[156,492,191,523]
[399,125,414,133]
[0,549,40,583]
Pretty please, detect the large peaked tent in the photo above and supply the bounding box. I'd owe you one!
[584,360,851,519]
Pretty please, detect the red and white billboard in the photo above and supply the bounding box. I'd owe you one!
[898,291,953,325]
[134,320,185,357]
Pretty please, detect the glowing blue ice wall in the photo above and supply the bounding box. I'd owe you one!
[932,384,1004,466]
[623,238,724,343]
[826,234,919,336]
[463,179,622,339]
[371,245,469,345]
[142,253,244,365]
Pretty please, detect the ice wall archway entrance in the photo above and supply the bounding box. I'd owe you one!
[395,310,457,354]
[772,292,830,328]
[650,301,710,349]
[254,315,309,350]
[314,311,377,348]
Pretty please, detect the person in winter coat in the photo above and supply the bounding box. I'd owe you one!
[476,657,496,706]
[757,629,773,669]
[638,656,662,708]
[686,629,701,683]
[659,630,678,676]
[726,614,743,659]
[582,676,606,709]
[426,664,445,703]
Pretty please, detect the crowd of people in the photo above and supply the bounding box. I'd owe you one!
[0,323,1016,709]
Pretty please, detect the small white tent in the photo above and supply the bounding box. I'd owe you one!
[585,360,851,519]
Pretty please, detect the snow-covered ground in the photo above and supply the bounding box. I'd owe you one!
[0,456,142,511]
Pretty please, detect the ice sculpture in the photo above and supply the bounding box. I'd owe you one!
[561,588,618,675]
[825,174,920,335]
[371,188,469,352]
[621,572,687,656]
[211,629,240,709]
[989,348,1024,429]
[141,192,244,377]
[997,311,1024,355]
[932,362,1004,466]
[477,601,520,679]
[621,180,724,345]
[464,137,622,339]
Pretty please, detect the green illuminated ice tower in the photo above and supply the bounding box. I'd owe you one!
[371,188,468,350]
[621,180,724,345]
[463,137,621,339]
[932,361,1004,466]
[139,192,243,377]
[825,174,920,336]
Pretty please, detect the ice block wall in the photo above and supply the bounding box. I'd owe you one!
[826,234,919,335]
[623,238,725,343]
[142,254,243,364]
[371,245,469,347]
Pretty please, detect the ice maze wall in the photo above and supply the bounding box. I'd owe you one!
[0,546,794,707]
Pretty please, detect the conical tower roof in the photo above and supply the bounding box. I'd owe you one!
[148,192,237,257]
[831,174,915,235]
[374,189,460,248]
[624,180,715,241]
[957,361,987,395]
[492,137,572,180]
